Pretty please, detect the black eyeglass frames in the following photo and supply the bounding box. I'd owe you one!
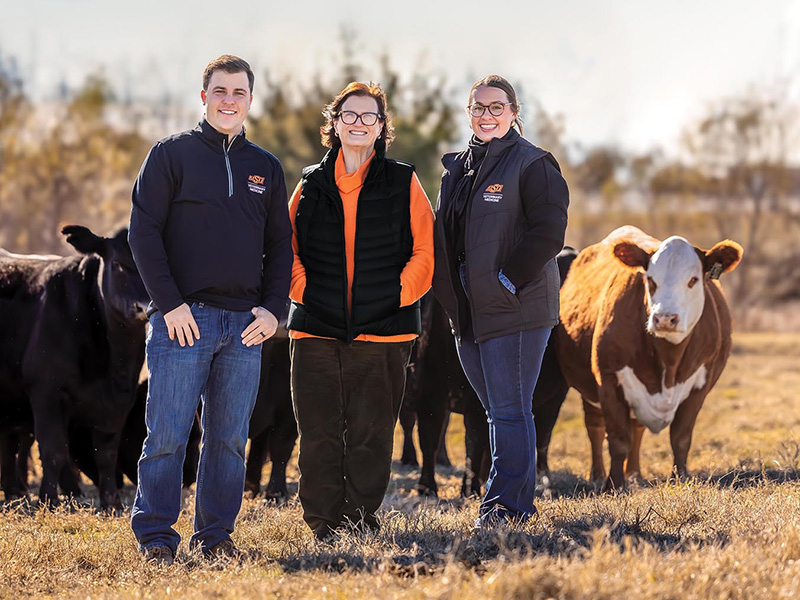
[467,102,514,118]
[339,111,382,126]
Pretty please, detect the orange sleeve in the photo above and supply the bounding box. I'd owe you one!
[288,181,306,304]
[400,172,435,307]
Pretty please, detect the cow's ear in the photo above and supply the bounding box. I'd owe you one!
[613,242,651,269]
[62,225,107,257]
[700,240,743,275]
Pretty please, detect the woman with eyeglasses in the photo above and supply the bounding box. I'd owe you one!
[432,75,569,528]
[287,82,434,540]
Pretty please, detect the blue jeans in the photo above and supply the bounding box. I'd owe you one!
[131,303,262,552]
[456,326,551,524]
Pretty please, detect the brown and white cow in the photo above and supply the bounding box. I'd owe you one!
[556,226,743,490]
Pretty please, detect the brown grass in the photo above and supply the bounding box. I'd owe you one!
[2,331,800,599]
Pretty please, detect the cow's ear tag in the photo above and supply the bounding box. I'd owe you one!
[708,262,723,280]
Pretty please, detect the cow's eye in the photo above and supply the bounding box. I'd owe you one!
[647,276,657,295]
[688,276,699,288]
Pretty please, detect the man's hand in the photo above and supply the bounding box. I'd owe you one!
[163,303,200,347]
[242,307,278,347]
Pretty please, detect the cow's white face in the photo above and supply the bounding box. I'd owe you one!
[644,237,704,344]
[613,233,743,346]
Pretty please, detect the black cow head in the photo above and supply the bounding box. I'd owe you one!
[62,225,150,324]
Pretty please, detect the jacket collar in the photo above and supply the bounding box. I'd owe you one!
[442,127,521,171]
[196,119,247,152]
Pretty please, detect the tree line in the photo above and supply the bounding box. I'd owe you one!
[1,50,798,323]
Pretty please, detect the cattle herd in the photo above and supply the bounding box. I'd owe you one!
[0,224,742,509]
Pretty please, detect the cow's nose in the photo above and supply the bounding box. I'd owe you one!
[653,313,680,331]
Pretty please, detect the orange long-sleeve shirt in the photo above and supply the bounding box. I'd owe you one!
[288,150,434,342]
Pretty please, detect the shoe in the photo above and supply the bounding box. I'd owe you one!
[205,539,244,561]
[471,505,536,532]
[143,545,174,566]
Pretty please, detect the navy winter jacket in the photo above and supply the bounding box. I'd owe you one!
[129,120,292,319]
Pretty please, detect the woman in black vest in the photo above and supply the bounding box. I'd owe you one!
[432,75,569,527]
[287,82,435,540]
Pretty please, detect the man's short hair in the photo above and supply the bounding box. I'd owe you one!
[202,55,254,93]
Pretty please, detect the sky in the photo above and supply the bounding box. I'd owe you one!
[1,0,799,156]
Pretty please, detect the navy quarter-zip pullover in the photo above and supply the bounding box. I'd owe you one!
[129,119,292,319]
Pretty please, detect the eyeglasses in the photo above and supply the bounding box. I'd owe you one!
[467,102,514,118]
[339,111,382,126]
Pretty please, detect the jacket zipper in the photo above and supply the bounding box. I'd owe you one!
[342,192,354,344]
[439,219,462,345]
[346,162,378,343]
[440,164,477,347]
[320,183,353,343]
[462,157,489,344]
[223,139,234,197]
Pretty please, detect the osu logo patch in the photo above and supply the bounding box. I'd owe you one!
[483,183,504,203]
[248,174,266,194]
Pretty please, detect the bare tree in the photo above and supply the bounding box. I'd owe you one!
[682,84,798,308]
[0,72,148,253]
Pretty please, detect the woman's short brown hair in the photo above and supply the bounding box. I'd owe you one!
[320,82,396,149]
[468,74,523,135]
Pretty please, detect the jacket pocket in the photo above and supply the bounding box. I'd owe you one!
[499,275,521,309]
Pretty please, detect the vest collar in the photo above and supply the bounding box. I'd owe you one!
[312,138,387,190]
[335,149,376,195]
[485,127,521,154]
[442,127,521,171]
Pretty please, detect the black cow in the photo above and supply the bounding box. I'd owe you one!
[68,379,202,490]
[75,338,293,502]
[399,294,486,497]
[109,337,293,500]
[0,226,149,509]
[96,330,295,502]
[244,330,296,501]
[403,247,578,498]
[3,379,202,501]
[0,429,34,499]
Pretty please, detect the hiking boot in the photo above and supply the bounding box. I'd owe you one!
[205,539,244,561]
[143,545,174,566]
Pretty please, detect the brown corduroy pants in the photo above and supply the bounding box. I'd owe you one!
[289,338,414,539]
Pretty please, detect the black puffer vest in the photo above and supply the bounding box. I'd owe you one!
[288,141,421,342]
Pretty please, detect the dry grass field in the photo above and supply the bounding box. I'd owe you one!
[2,331,800,599]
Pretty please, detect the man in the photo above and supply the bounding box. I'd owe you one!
[128,55,291,565]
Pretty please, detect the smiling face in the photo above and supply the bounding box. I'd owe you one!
[201,70,252,139]
[334,94,383,152]
[469,85,517,142]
